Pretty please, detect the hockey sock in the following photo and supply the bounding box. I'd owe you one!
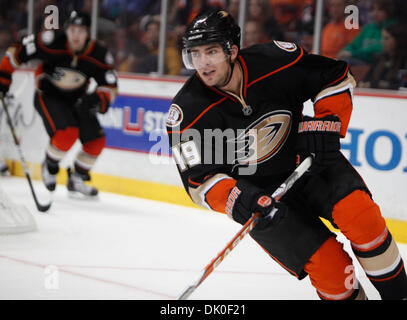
[304,236,366,300]
[45,144,66,174]
[332,190,407,300]
[73,151,97,180]
[72,137,106,178]
[352,229,407,299]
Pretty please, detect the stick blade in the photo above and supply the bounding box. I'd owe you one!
[36,201,52,212]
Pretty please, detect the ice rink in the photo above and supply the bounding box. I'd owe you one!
[0,175,406,300]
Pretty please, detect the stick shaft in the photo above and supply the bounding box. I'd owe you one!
[177,156,313,300]
[1,96,51,212]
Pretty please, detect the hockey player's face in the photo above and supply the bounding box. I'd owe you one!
[191,44,231,86]
[66,25,89,52]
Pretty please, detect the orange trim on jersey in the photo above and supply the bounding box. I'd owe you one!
[188,177,201,187]
[205,178,237,213]
[247,47,304,88]
[0,55,15,74]
[96,91,108,113]
[167,97,227,134]
[325,65,349,88]
[34,63,43,78]
[79,55,113,70]
[38,92,56,133]
[237,56,249,97]
[83,40,96,56]
[313,91,353,137]
[0,77,11,85]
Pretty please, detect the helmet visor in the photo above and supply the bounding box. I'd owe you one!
[182,44,230,70]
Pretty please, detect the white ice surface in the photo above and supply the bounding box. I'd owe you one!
[0,176,406,300]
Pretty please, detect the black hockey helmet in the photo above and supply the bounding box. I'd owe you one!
[65,11,91,29]
[183,9,241,53]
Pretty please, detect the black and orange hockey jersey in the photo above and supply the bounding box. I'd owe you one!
[166,40,356,214]
[0,30,117,113]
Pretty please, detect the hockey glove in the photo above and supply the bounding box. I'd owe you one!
[296,115,342,167]
[226,179,285,229]
[0,83,9,99]
[75,93,101,116]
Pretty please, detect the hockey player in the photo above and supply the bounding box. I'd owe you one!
[166,9,407,299]
[0,11,117,197]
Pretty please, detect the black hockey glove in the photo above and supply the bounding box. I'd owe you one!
[226,179,285,229]
[296,115,342,167]
[75,93,101,116]
[0,83,9,98]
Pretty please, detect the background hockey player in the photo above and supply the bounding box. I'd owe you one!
[0,11,117,197]
[166,9,407,300]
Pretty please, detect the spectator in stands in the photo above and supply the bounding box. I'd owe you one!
[0,26,12,57]
[297,20,314,52]
[226,0,240,21]
[358,23,407,90]
[269,0,310,33]
[135,17,183,75]
[353,0,372,26]
[247,0,284,41]
[174,0,225,26]
[337,0,397,65]
[172,0,225,49]
[321,0,360,59]
[244,19,269,48]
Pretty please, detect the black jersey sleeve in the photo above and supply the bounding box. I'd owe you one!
[0,30,63,86]
[87,43,118,113]
[290,52,356,137]
[166,79,238,214]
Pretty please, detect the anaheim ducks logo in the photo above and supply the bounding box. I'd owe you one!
[47,67,87,91]
[229,110,292,166]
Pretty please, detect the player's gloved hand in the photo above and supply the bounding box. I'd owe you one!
[226,179,285,229]
[0,82,10,99]
[75,92,101,116]
[296,114,342,167]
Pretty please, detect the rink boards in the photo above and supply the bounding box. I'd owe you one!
[1,70,406,242]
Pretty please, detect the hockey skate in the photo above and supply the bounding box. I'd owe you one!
[41,160,57,191]
[67,168,98,197]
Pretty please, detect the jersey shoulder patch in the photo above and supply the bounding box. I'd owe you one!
[273,40,298,52]
[166,104,184,128]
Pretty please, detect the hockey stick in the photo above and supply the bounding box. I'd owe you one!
[177,155,313,300]
[0,95,52,212]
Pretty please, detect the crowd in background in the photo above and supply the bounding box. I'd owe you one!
[0,0,406,90]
